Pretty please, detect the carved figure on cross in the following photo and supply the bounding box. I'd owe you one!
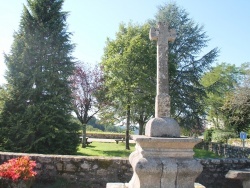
[149,22,176,118]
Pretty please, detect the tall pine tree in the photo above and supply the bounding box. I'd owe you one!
[0,0,79,154]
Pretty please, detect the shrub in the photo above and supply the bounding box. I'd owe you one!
[211,129,236,143]
[203,129,214,142]
[0,156,36,181]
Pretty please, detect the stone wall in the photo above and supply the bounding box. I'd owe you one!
[1,152,250,188]
[196,141,250,158]
[228,138,250,147]
[197,158,250,188]
[0,152,132,188]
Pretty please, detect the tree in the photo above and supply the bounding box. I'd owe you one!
[100,22,156,149]
[201,63,243,128]
[151,3,219,131]
[71,63,104,148]
[0,85,9,114]
[221,63,250,133]
[0,0,79,154]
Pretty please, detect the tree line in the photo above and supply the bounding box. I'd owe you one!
[0,0,249,154]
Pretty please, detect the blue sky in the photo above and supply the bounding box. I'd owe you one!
[1,0,250,84]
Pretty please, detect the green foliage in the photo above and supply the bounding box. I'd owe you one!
[101,22,156,148]
[211,129,236,143]
[101,22,156,128]
[221,64,250,134]
[101,3,218,135]
[201,63,244,128]
[86,125,103,132]
[104,125,124,133]
[203,129,214,142]
[0,85,9,114]
[87,117,105,131]
[0,0,78,154]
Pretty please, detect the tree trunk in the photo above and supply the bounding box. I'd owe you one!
[139,122,144,135]
[138,114,143,135]
[126,104,130,150]
[81,124,87,148]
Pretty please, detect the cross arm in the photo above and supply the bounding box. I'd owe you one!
[149,27,159,41]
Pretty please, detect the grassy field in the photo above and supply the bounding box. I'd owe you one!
[76,141,221,158]
[193,149,221,158]
[77,142,135,157]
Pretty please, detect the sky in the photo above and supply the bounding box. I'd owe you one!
[1,0,250,85]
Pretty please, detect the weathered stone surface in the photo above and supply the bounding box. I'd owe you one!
[155,94,171,118]
[194,183,206,188]
[65,163,77,172]
[107,183,205,188]
[133,135,199,156]
[149,22,176,119]
[226,169,250,188]
[145,117,180,137]
[80,162,90,169]
[128,136,203,188]
[226,169,250,179]
[45,164,55,170]
[56,163,63,171]
[106,183,127,188]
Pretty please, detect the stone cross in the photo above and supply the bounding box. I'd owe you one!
[149,22,176,118]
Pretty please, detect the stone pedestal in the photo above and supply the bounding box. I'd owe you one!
[106,22,204,187]
[127,136,203,188]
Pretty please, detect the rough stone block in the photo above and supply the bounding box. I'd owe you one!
[145,117,180,137]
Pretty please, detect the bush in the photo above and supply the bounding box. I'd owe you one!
[203,129,214,142]
[0,156,36,184]
[211,129,236,143]
[86,125,103,132]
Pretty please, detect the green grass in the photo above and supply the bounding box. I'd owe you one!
[194,149,222,158]
[76,142,220,159]
[86,131,124,135]
[76,142,136,157]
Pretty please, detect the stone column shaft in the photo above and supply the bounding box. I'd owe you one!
[156,42,170,118]
[149,22,176,118]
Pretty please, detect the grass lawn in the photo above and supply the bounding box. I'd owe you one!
[194,148,222,158]
[76,142,221,159]
[76,142,136,157]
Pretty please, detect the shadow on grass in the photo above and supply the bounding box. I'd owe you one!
[75,152,91,156]
[85,145,96,148]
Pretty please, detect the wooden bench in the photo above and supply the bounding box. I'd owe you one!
[79,136,92,146]
[115,138,125,144]
[86,137,92,146]
[226,169,250,188]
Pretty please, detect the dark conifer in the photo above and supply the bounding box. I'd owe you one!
[0,0,79,154]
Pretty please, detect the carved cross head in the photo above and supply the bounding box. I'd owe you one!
[149,22,176,44]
